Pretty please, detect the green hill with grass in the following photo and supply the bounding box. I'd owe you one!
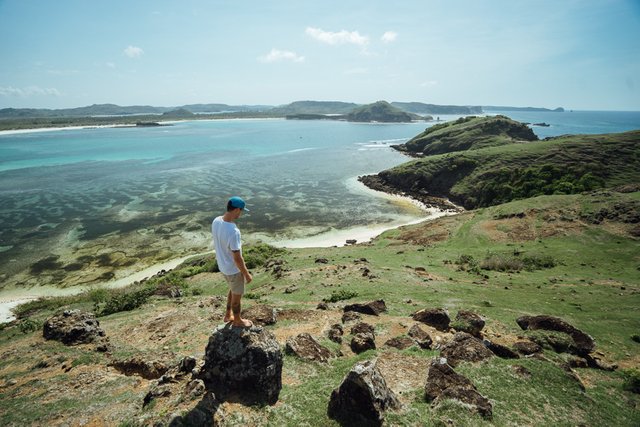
[346,100,419,123]
[363,126,640,209]
[1,189,638,426]
[394,115,538,156]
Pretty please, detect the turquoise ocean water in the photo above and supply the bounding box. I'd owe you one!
[0,111,639,286]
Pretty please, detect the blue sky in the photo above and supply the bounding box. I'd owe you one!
[1,0,639,110]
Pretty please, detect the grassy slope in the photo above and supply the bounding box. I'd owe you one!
[1,191,638,426]
[398,115,538,156]
[379,129,640,208]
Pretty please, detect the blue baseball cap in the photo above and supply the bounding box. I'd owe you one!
[228,196,249,211]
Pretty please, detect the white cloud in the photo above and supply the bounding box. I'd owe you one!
[381,31,398,44]
[259,49,305,63]
[305,27,368,46]
[124,45,144,58]
[0,86,61,97]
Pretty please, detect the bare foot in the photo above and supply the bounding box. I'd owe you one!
[223,315,235,323]
[231,319,253,329]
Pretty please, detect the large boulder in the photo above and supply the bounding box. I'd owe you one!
[453,310,485,337]
[516,315,595,356]
[327,323,344,344]
[483,339,520,359]
[43,310,105,345]
[344,300,387,316]
[200,323,282,405]
[327,359,400,426]
[412,308,451,331]
[242,304,277,326]
[109,357,170,380]
[351,322,376,337]
[285,333,332,363]
[351,333,376,354]
[425,358,492,418]
[439,332,494,367]
[408,324,433,349]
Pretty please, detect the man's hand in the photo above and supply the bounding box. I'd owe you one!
[243,271,253,284]
[232,250,252,284]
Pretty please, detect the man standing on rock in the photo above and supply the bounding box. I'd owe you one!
[212,196,253,328]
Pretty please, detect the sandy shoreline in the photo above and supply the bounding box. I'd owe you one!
[0,176,457,324]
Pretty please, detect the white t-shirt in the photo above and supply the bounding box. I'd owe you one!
[211,216,242,275]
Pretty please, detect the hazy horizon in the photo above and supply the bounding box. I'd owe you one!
[1,0,639,111]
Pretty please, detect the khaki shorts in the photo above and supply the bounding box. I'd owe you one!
[224,272,245,295]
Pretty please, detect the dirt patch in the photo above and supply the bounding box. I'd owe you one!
[396,216,464,245]
[376,352,428,403]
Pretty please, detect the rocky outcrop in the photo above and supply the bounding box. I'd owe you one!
[243,304,277,326]
[453,310,485,337]
[439,332,494,367]
[43,310,106,345]
[199,323,282,405]
[412,308,451,331]
[425,358,492,418]
[351,322,376,337]
[384,336,415,350]
[327,323,344,344]
[513,340,542,355]
[327,360,401,426]
[351,333,376,354]
[110,357,170,380]
[342,311,362,323]
[285,333,332,363]
[408,324,433,349]
[344,300,387,316]
[516,315,595,356]
[483,339,520,359]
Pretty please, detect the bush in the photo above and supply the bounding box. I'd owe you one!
[323,290,359,303]
[19,318,41,334]
[622,368,640,394]
[243,243,286,269]
[99,285,155,316]
[480,253,524,272]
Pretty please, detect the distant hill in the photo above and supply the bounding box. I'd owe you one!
[483,106,565,112]
[346,101,418,123]
[269,101,359,115]
[394,115,538,156]
[391,102,482,115]
[361,118,640,208]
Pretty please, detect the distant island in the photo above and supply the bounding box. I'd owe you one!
[0,100,566,131]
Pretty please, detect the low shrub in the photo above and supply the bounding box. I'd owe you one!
[323,290,359,303]
[622,368,640,394]
[99,285,155,316]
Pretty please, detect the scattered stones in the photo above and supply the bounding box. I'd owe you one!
[342,311,362,323]
[242,304,277,326]
[351,333,376,354]
[200,323,282,405]
[453,310,485,337]
[350,322,375,337]
[513,340,542,355]
[512,365,532,379]
[344,300,387,316]
[408,324,433,349]
[185,379,206,399]
[143,383,172,407]
[43,310,106,345]
[425,358,492,418]
[327,359,400,426]
[315,258,329,264]
[412,308,451,331]
[327,323,344,344]
[316,302,329,310]
[284,286,298,294]
[285,333,332,363]
[439,332,494,367]
[109,357,170,380]
[482,339,520,359]
[567,356,589,369]
[516,315,595,356]
[385,336,415,350]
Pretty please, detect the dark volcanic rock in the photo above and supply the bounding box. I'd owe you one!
[483,339,520,359]
[351,322,376,337]
[200,323,282,405]
[327,359,400,426]
[440,332,494,367]
[328,323,344,344]
[453,310,485,337]
[43,310,106,345]
[285,333,332,363]
[342,311,362,323]
[351,333,376,354]
[384,336,415,350]
[344,300,387,316]
[408,324,433,349]
[242,304,277,326]
[412,308,451,331]
[513,340,542,355]
[516,315,595,356]
[425,358,492,418]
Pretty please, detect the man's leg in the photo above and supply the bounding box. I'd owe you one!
[223,290,234,323]
[230,293,252,328]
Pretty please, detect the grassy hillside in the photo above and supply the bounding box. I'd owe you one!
[395,115,538,156]
[370,129,640,209]
[346,101,419,123]
[1,191,638,426]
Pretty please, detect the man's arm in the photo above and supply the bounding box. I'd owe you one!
[232,250,253,283]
